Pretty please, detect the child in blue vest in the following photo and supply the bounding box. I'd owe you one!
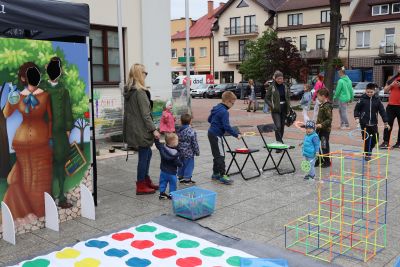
[302,121,320,180]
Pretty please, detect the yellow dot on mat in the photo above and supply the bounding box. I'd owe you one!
[55,248,81,259]
[75,258,101,267]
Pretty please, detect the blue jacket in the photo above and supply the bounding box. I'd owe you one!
[300,91,312,110]
[208,103,239,137]
[155,139,182,175]
[302,132,320,158]
[177,125,200,159]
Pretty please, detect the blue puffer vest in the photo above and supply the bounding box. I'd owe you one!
[303,132,319,158]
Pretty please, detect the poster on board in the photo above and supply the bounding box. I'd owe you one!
[0,38,91,228]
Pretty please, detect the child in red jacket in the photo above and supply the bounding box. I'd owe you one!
[160,100,175,133]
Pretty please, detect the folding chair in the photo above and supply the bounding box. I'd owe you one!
[257,124,296,175]
[223,127,261,180]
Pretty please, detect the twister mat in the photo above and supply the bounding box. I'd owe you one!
[9,222,255,267]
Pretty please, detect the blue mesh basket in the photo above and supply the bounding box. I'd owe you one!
[394,257,400,267]
[170,186,216,220]
[240,258,289,267]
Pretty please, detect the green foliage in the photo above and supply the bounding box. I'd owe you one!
[239,30,305,83]
[0,38,88,123]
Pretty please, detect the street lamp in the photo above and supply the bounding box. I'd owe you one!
[338,25,347,48]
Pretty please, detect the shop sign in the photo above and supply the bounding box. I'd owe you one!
[374,58,400,65]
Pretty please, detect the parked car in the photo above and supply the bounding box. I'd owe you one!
[206,83,236,98]
[191,84,214,98]
[290,83,305,99]
[379,88,389,102]
[236,81,265,99]
[172,84,188,98]
[353,82,372,98]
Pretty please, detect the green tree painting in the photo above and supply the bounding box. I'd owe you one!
[0,38,89,148]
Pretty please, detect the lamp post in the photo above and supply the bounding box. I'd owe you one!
[185,0,191,114]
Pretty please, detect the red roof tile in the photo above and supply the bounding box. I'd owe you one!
[171,4,224,40]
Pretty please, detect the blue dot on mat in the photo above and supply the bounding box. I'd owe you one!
[105,248,129,258]
[85,240,109,249]
[125,257,151,267]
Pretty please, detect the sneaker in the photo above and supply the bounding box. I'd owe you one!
[275,149,282,154]
[379,142,389,149]
[181,179,196,185]
[178,176,184,182]
[159,192,171,200]
[211,173,221,181]
[219,175,234,185]
[321,162,331,168]
[304,175,311,180]
[391,143,400,149]
[364,156,371,162]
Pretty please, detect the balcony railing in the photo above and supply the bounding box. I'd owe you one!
[178,56,195,64]
[224,53,248,63]
[379,44,397,56]
[224,25,259,37]
[299,49,327,59]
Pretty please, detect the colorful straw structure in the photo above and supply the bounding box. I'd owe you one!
[285,148,389,263]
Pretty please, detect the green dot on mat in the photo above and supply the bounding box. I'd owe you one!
[200,247,225,257]
[135,225,157,232]
[226,256,241,266]
[176,240,200,248]
[155,232,177,241]
[22,259,50,267]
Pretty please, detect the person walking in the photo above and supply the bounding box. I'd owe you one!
[312,73,325,121]
[246,79,257,112]
[333,68,354,130]
[123,63,160,195]
[380,65,400,149]
[264,70,291,145]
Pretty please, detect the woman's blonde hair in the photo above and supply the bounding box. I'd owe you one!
[126,63,146,90]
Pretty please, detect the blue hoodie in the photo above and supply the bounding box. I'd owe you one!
[208,103,239,137]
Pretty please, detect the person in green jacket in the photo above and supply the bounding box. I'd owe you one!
[45,57,74,208]
[333,68,353,130]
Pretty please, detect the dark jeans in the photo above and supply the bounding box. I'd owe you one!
[208,132,225,175]
[137,146,152,182]
[361,125,378,154]
[317,130,330,164]
[383,105,400,144]
[271,103,287,142]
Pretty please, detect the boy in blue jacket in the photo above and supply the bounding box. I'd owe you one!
[302,121,320,180]
[208,91,241,185]
[155,133,182,199]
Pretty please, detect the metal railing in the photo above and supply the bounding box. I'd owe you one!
[299,49,327,59]
[224,53,248,63]
[379,44,397,56]
[224,25,259,36]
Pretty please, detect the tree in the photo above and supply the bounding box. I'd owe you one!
[239,30,305,83]
[325,0,342,96]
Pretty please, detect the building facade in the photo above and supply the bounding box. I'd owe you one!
[171,1,223,78]
[212,0,285,84]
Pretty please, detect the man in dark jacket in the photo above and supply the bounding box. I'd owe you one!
[354,83,389,159]
[264,71,291,144]
[208,91,241,185]
[316,88,333,168]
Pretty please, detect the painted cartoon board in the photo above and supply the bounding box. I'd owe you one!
[8,222,255,267]
[0,38,91,228]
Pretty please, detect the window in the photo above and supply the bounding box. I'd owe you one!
[385,28,395,53]
[183,48,194,57]
[356,31,370,48]
[316,34,325,49]
[90,26,122,84]
[219,41,229,56]
[321,10,330,23]
[239,40,247,61]
[230,17,240,35]
[300,36,307,51]
[171,49,177,58]
[393,3,400,13]
[288,13,303,26]
[244,15,256,33]
[200,47,207,58]
[372,4,389,15]
[214,71,219,80]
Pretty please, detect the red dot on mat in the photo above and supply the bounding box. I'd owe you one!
[112,232,135,241]
[152,248,177,259]
[176,257,202,267]
[131,240,155,249]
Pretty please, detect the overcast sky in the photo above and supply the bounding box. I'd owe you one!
[171,0,229,20]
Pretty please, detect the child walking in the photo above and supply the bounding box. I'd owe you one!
[247,79,257,112]
[208,91,241,185]
[159,100,175,133]
[177,114,200,184]
[315,88,333,168]
[300,84,312,122]
[155,133,182,199]
[354,83,389,161]
[302,121,320,180]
